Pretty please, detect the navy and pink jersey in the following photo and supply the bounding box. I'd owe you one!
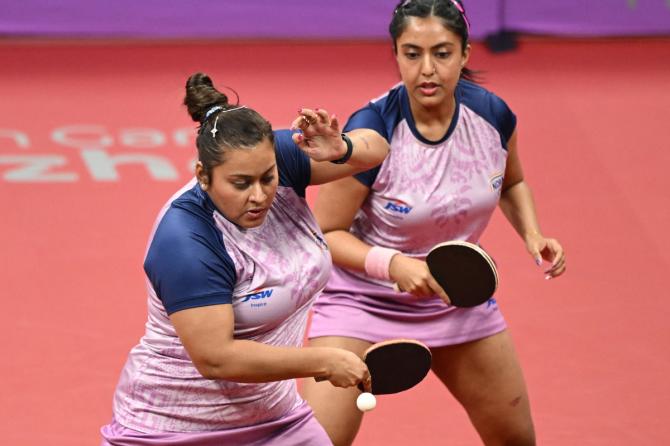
[111,130,332,433]
[309,80,513,346]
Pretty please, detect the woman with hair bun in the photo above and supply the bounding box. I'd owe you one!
[100,72,389,445]
[302,1,566,445]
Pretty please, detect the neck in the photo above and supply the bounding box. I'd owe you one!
[409,94,457,141]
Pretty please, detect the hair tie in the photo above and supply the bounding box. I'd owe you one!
[203,105,223,121]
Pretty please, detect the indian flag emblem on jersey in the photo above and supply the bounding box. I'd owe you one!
[490,173,504,191]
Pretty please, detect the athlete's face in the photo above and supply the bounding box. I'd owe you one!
[395,16,470,110]
[197,138,278,229]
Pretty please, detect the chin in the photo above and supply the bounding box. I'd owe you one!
[239,217,266,229]
[418,96,444,109]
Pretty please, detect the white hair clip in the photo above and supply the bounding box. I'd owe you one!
[208,105,247,139]
[211,115,219,138]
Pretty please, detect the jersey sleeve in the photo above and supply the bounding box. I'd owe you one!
[273,129,311,197]
[144,205,236,315]
[457,80,517,149]
[344,105,389,188]
[488,93,517,146]
[343,106,390,140]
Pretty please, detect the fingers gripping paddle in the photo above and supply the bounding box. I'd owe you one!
[314,339,431,396]
[426,241,498,308]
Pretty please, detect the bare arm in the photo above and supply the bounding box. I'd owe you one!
[314,175,450,302]
[290,109,390,185]
[499,130,566,277]
[170,304,370,389]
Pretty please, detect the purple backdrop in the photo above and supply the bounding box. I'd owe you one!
[0,0,668,39]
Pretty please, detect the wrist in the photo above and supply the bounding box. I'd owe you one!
[330,133,354,164]
[523,229,542,242]
[364,246,401,281]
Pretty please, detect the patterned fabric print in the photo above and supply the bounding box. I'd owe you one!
[351,104,507,278]
[113,186,331,433]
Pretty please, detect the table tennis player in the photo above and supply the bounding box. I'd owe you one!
[301,1,566,445]
[99,72,390,446]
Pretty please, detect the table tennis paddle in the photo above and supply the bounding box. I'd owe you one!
[314,339,431,395]
[425,240,498,308]
[357,339,431,395]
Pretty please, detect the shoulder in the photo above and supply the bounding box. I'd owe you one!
[272,129,310,197]
[457,80,517,145]
[344,83,407,141]
[144,190,236,314]
[146,187,228,278]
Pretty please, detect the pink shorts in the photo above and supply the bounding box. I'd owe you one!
[308,267,506,347]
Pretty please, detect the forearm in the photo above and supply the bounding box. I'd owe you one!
[342,129,389,169]
[499,180,542,241]
[324,229,374,272]
[199,341,335,382]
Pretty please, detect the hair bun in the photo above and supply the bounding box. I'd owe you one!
[184,72,230,123]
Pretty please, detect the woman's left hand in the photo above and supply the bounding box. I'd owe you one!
[291,108,347,162]
[525,233,566,279]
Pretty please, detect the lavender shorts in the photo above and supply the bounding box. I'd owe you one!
[308,267,506,347]
[100,401,332,446]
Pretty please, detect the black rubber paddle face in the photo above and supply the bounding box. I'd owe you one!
[361,342,432,395]
[426,244,497,308]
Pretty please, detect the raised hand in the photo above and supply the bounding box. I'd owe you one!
[290,108,348,162]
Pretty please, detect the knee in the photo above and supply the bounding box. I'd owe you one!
[496,424,536,446]
[478,417,535,446]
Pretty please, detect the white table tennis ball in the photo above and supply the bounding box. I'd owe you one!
[356,392,377,412]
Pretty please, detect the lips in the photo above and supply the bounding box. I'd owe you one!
[418,82,439,96]
[246,208,267,219]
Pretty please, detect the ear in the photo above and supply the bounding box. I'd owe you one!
[461,43,471,67]
[195,161,209,190]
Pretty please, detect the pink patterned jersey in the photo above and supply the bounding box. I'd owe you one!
[307,80,514,346]
[345,80,514,289]
[110,131,332,433]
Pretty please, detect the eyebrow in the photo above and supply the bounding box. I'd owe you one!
[400,42,456,50]
[228,165,276,180]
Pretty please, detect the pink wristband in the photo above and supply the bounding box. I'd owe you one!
[364,246,401,281]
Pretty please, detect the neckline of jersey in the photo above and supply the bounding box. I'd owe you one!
[400,84,461,146]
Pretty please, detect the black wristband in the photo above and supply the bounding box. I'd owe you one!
[330,133,354,164]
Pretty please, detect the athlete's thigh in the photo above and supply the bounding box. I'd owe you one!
[301,336,373,446]
[431,330,535,445]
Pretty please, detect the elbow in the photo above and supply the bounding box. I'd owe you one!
[192,357,225,380]
[189,348,238,380]
[501,178,524,195]
[349,130,389,166]
[371,136,390,165]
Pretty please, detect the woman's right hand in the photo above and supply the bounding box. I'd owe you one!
[389,254,451,304]
[322,348,371,392]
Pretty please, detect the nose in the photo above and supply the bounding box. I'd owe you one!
[421,55,435,77]
[249,182,267,204]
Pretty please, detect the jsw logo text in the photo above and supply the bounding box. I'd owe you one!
[384,201,412,214]
[241,289,274,303]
